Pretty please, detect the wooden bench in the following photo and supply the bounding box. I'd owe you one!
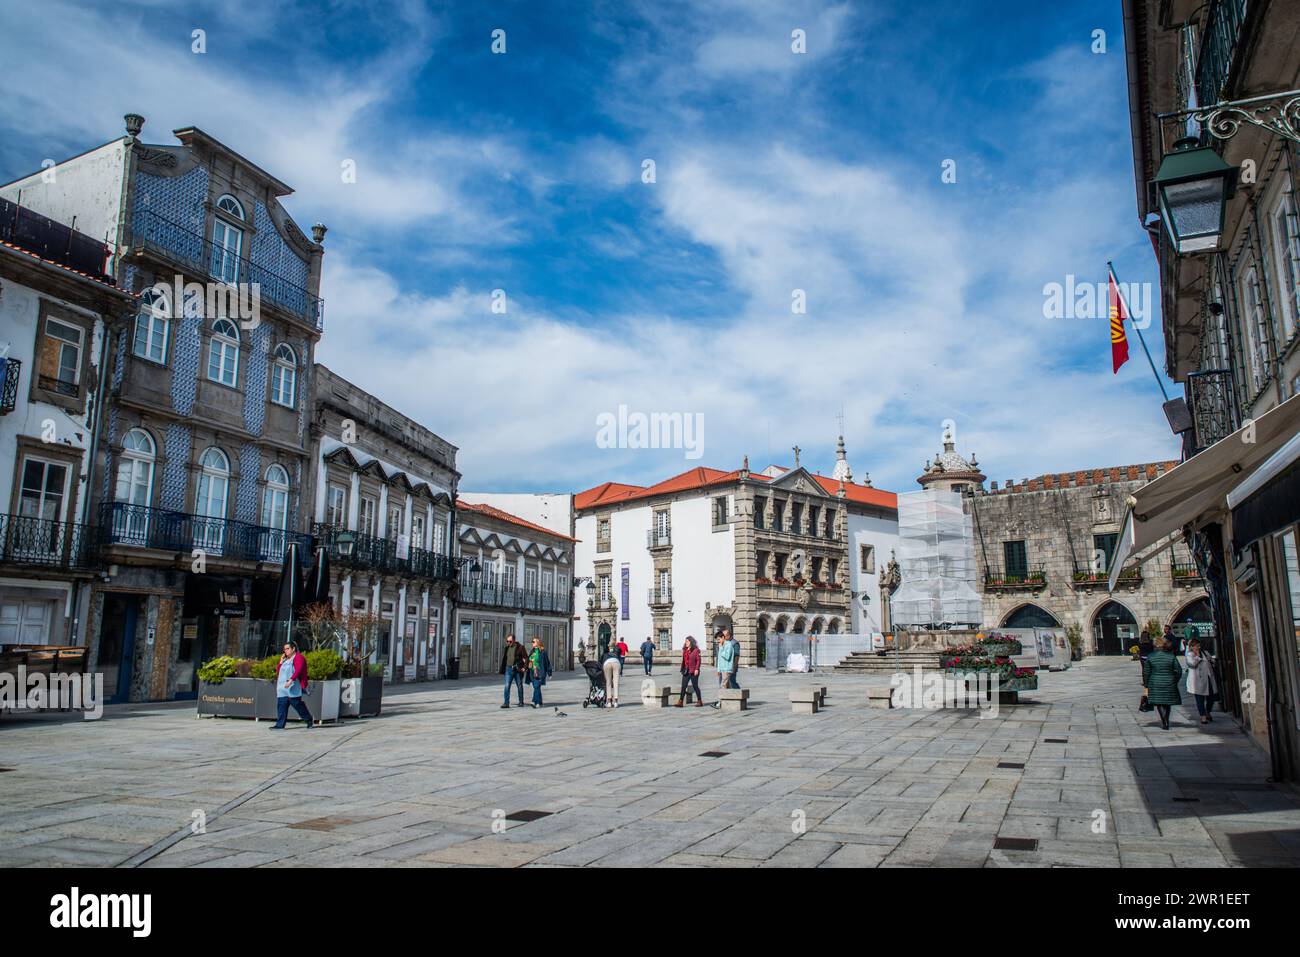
[789,688,820,714]
[719,688,749,712]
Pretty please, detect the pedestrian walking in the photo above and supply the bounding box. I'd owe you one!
[1142,637,1183,730]
[616,639,629,674]
[1137,629,1153,662]
[640,637,656,675]
[723,627,741,690]
[675,635,703,708]
[602,641,622,708]
[713,629,736,708]
[499,633,528,709]
[1185,638,1218,724]
[528,637,552,708]
[270,641,314,729]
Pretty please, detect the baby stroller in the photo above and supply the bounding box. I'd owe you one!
[582,660,608,709]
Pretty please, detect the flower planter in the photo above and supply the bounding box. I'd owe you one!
[256,679,341,723]
[1003,675,1038,692]
[197,678,271,718]
[980,642,1018,657]
[340,675,383,718]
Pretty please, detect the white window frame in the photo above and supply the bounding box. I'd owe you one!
[262,464,289,531]
[271,343,297,407]
[44,317,84,391]
[1269,179,1300,341]
[1238,265,1269,395]
[133,287,170,364]
[359,496,377,537]
[207,318,240,387]
[327,484,347,526]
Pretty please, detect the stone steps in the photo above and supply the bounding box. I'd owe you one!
[833,651,946,674]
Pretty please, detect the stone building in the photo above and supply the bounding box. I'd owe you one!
[918,430,1211,655]
[306,364,460,682]
[451,502,575,676]
[1123,0,1300,781]
[572,438,899,668]
[0,200,135,646]
[1,114,326,702]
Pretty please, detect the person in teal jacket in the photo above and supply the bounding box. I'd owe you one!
[1142,638,1183,730]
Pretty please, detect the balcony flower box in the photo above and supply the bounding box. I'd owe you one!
[755,576,771,584]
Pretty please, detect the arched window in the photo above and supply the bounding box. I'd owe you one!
[207,319,240,386]
[1002,604,1062,629]
[262,464,289,531]
[195,448,230,537]
[215,194,245,220]
[270,343,296,407]
[113,428,156,543]
[133,286,170,363]
[211,195,244,283]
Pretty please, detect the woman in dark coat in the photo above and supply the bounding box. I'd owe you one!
[1142,637,1183,730]
[675,636,703,708]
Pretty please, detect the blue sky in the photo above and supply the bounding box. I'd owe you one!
[0,0,1180,494]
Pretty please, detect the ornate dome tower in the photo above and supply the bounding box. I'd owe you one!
[831,435,853,483]
[917,425,986,493]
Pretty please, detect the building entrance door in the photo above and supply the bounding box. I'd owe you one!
[98,594,139,703]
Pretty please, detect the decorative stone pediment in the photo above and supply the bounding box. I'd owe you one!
[767,467,832,497]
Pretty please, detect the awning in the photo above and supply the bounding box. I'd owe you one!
[1109,394,1300,590]
[1227,429,1300,551]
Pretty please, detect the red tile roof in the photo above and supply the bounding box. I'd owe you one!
[458,501,576,542]
[574,466,897,511]
[0,239,131,295]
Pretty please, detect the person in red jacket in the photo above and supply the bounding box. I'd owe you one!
[675,635,703,707]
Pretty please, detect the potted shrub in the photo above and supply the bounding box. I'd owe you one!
[337,608,384,718]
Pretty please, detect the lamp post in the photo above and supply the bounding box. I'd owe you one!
[1152,137,1238,255]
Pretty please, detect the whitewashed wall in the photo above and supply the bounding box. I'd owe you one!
[847,510,899,633]
[0,141,126,250]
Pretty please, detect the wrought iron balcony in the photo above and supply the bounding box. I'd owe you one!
[103,502,309,563]
[647,528,672,548]
[648,587,673,605]
[983,564,1047,590]
[312,522,459,581]
[0,512,99,570]
[1072,562,1142,587]
[1171,562,1205,584]
[456,575,574,614]
[1187,369,1239,454]
[130,209,324,331]
[1195,0,1248,111]
[0,199,113,283]
[0,357,20,415]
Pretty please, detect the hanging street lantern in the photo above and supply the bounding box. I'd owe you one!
[335,529,356,559]
[1152,137,1238,254]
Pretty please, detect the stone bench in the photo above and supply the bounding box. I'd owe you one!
[719,688,749,712]
[867,687,893,709]
[642,683,674,708]
[789,688,820,714]
[816,686,828,706]
[667,688,696,706]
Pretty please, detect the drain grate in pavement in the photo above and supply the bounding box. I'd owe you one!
[1044,738,1068,743]
[505,809,553,822]
[993,837,1038,851]
[997,761,1025,769]
[288,816,359,831]
[770,730,795,734]
[700,751,729,758]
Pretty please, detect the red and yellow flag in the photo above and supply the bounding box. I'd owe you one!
[1108,267,1130,374]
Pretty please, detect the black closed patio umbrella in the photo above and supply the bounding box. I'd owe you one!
[272,540,306,650]
[301,545,332,613]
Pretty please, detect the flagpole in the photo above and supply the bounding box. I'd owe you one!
[1108,260,1169,402]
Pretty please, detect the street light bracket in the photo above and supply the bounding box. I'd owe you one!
[1158,89,1300,146]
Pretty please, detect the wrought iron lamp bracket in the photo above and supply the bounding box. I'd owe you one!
[1162,89,1300,146]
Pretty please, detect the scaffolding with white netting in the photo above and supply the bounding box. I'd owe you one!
[889,489,982,629]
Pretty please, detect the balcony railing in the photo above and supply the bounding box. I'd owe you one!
[1195,0,1248,111]
[104,502,309,563]
[1187,369,1239,454]
[0,199,113,283]
[983,564,1047,590]
[1171,562,1205,583]
[1072,563,1142,587]
[0,513,99,569]
[648,587,672,605]
[0,357,20,415]
[647,528,672,548]
[131,209,324,331]
[313,522,459,581]
[456,576,574,614]
[590,595,617,611]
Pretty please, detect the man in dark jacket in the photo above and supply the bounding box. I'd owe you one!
[500,634,528,709]
[640,637,656,675]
